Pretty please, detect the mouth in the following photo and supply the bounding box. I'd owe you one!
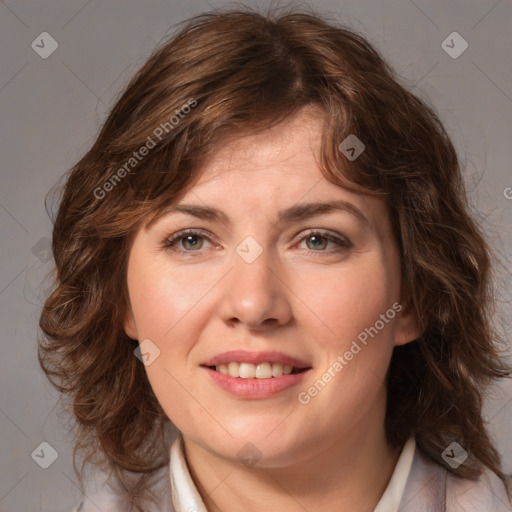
[202,364,312,400]
[200,350,313,399]
[204,362,311,379]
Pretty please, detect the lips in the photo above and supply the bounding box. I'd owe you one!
[203,366,311,399]
[201,350,312,399]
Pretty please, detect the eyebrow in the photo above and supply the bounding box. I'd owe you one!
[147,200,368,229]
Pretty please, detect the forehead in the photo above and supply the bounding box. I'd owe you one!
[195,107,325,185]
[175,110,389,231]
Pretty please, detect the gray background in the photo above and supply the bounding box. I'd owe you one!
[1,0,511,510]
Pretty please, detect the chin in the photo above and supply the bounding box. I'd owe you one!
[199,421,304,467]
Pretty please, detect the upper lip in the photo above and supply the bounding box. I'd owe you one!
[202,350,311,369]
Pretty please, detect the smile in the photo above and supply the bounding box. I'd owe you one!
[201,350,312,398]
[210,362,306,379]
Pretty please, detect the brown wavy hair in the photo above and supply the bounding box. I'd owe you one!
[38,5,511,510]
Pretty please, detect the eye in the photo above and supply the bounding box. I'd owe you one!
[162,228,352,257]
[162,229,214,253]
[297,230,352,253]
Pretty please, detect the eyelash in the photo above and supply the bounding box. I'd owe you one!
[161,228,352,257]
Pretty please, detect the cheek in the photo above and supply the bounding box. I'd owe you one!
[294,254,399,345]
[127,255,209,340]
[128,264,205,428]
[142,358,208,438]
[291,260,399,425]
[126,252,209,382]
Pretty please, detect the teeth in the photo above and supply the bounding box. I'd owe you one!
[228,362,239,377]
[239,362,256,378]
[255,362,272,379]
[283,365,293,375]
[272,363,283,377]
[214,362,302,379]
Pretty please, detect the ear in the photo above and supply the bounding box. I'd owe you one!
[394,303,422,346]
[123,307,138,340]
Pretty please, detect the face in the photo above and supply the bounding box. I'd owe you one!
[123,107,418,468]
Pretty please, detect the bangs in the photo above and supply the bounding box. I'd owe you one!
[91,16,398,236]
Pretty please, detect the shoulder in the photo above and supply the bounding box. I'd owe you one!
[400,446,512,511]
[446,465,512,512]
[70,464,174,512]
[71,487,175,512]
[70,491,124,512]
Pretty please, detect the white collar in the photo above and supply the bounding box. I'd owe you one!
[374,436,416,511]
[169,433,209,512]
[169,434,416,512]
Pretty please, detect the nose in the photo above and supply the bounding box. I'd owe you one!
[217,243,293,331]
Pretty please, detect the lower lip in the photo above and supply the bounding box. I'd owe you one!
[203,367,311,399]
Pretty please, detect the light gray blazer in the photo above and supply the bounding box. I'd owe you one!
[73,448,512,512]
[398,449,512,511]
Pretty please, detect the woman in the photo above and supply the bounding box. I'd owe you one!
[38,7,512,512]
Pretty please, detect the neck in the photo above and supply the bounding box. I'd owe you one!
[182,411,401,512]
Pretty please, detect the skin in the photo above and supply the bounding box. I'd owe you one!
[124,106,420,512]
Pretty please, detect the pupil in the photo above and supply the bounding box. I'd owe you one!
[308,235,326,249]
[184,235,201,249]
